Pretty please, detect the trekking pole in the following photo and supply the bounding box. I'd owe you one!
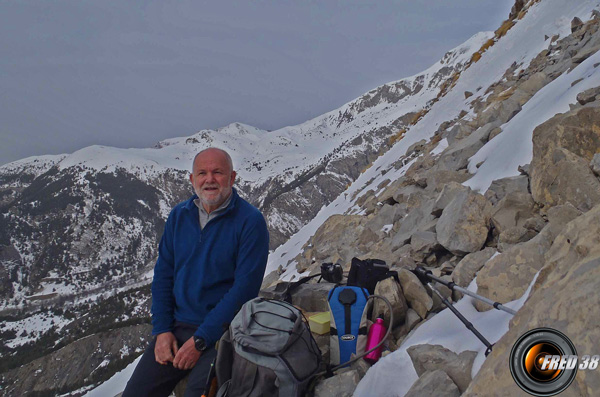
[413,266,517,315]
[427,280,494,357]
[201,356,218,397]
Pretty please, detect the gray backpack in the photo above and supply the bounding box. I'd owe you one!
[215,297,322,397]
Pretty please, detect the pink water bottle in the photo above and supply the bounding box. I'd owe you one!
[364,317,387,364]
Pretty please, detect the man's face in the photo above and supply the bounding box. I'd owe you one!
[189,149,236,213]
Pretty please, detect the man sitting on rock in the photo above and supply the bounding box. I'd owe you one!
[123,147,270,397]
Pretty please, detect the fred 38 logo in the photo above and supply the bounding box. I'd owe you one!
[509,327,598,396]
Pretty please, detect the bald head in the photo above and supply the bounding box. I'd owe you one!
[192,148,233,174]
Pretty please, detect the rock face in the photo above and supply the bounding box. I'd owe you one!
[529,106,600,212]
[465,205,600,396]
[436,189,491,255]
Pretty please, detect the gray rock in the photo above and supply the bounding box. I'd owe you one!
[404,308,422,332]
[407,344,478,393]
[438,122,500,171]
[576,86,600,105]
[475,233,547,311]
[260,282,336,312]
[392,185,427,207]
[447,123,475,146]
[519,72,550,95]
[490,191,536,234]
[523,215,547,232]
[545,203,582,235]
[436,189,491,255]
[452,247,497,288]
[405,370,460,397]
[410,231,442,260]
[313,368,360,397]
[314,333,331,365]
[518,163,530,175]
[393,308,422,342]
[373,276,408,328]
[260,269,281,290]
[498,226,537,250]
[349,353,371,379]
[488,126,503,141]
[483,175,529,205]
[571,16,583,33]
[406,139,427,156]
[431,182,469,216]
[479,97,521,127]
[390,201,437,250]
[423,169,470,193]
[365,203,406,237]
[591,153,600,176]
[398,268,433,319]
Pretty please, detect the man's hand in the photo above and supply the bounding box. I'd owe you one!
[154,332,179,365]
[173,337,201,370]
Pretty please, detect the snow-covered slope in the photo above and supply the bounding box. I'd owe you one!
[266,0,600,280]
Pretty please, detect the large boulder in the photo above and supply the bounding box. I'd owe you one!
[530,106,600,212]
[484,175,529,206]
[478,97,521,127]
[407,344,478,393]
[437,122,500,171]
[405,370,461,397]
[464,204,600,396]
[298,214,378,272]
[452,247,497,288]
[431,182,469,217]
[436,189,491,255]
[373,276,408,328]
[410,231,443,261]
[390,201,437,250]
[423,169,471,193]
[490,191,537,235]
[398,268,433,319]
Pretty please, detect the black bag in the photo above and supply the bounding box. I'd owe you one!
[347,257,398,294]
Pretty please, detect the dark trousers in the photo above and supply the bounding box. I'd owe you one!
[123,322,217,397]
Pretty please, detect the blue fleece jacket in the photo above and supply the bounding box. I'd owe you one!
[151,188,269,346]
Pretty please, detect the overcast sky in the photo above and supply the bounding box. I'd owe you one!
[0,0,513,166]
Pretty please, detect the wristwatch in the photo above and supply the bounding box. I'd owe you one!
[193,336,208,352]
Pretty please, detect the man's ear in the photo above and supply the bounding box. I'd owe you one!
[189,173,194,184]
[230,171,237,185]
